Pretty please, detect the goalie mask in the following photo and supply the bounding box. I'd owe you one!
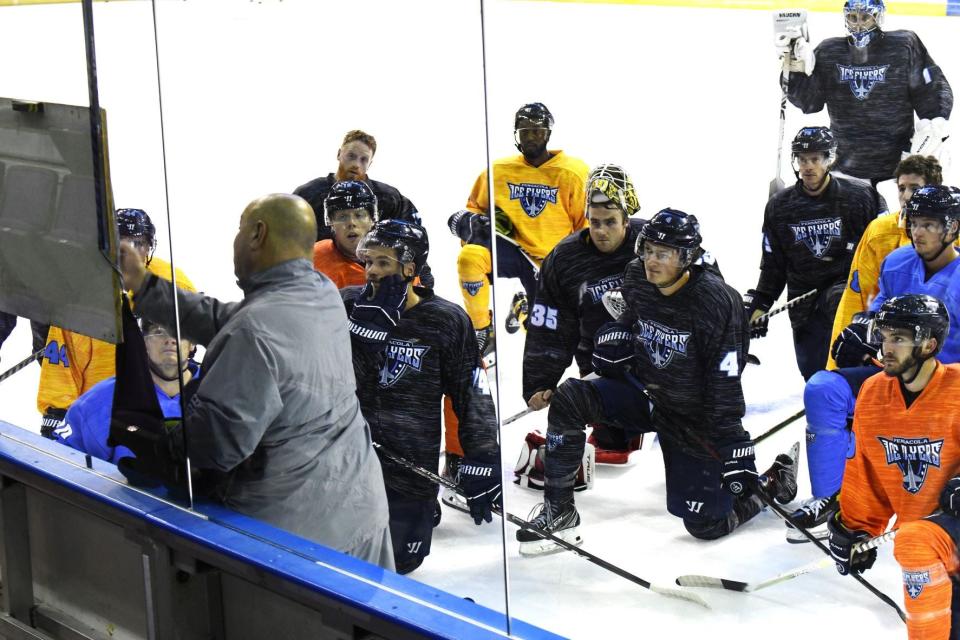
[586,164,641,218]
[843,0,884,48]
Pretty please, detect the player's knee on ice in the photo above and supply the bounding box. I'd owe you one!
[683,514,737,541]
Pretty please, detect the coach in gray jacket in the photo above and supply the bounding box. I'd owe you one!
[120,193,393,569]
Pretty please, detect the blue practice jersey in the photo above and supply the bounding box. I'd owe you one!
[54,376,185,464]
[872,246,960,363]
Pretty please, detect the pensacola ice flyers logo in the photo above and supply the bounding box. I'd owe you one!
[788,217,843,258]
[836,64,890,100]
[507,182,558,218]
[379,338,430,388]
[877,436,944,494]
[582,274,624,304]
[634,319,691,369]
[903,569,931,599]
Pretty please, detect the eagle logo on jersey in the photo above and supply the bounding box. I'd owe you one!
[634,319,691,369]
[836,64,890,101]
[903,570,931,599]
[788,217,843,258]
[507,182,559,218]
[877,436,943,494]
[582,274,625,304]
[379,338,430,388]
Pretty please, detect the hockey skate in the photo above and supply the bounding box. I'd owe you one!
[785,491,839,543]
[475,324,495,369]
[516,499,582,556]
[441,453,470,514]
[760,441,800,505]
[505,291,528,334]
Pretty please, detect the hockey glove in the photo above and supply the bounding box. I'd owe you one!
[457,456,502,525]
[828,513,877,575]
[448,210,491,246]
[743,289,774,339]
[939,476,960,517]
[40,407,67,440]
[494,207,514,238]
[109,410,185,489]
[717,439,758,497]
[831,316,878,368]
[910,117,950,158]
[348,274,408,349]
[790,36,815,76]
[418,262,435,289]
[592,321,635,378]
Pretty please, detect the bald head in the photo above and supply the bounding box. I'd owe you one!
[233,194,318,280]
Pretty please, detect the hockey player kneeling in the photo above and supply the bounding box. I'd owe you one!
[344,220,501,574]
[517,209,800,556]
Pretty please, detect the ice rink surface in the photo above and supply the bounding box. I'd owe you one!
[0,0,958,637]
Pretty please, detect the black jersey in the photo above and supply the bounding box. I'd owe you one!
[343,287,498,500]
[788,30,953,180]
[294,173,420,241]
[755,176,881,324]
[619,261,750,455]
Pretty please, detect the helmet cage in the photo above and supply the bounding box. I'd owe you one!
[843,0,884,47]
[585,164,641,218]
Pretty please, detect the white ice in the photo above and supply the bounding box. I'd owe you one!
[0,1,957,638]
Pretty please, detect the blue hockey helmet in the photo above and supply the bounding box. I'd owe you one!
[356,219,429,278]
[843,0,884,48]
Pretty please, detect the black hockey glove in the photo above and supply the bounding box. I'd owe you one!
[939,476,960,517]
[348,274,408,349]
[717,439,758,497]
[743,289,774,339]
[448,210,491,246]
[592,321,635,378]
[40,407,67,440]
[418,262,435,289]
[831,317,878,368]
[108,409,185,489]
[827,512,877,575]
[457,455,502,525]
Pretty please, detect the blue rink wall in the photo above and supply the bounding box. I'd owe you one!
[0,422,562,640]
[529,0,960,17]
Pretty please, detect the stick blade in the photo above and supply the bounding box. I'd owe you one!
[769,177,785,197]
[675,574,749,592]
[650,584,711,608]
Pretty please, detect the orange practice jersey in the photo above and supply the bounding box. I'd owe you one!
[37,257,196,413]
[840,364,960,536]
[312,240,366,289]
[467,150,589,262]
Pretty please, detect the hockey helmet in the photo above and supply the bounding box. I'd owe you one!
[356,219,429,277]
[791,127,837,157]
[843,0,884,48]
[586,164,641,218]
[514,102,554,131]
[116,208,157,259]
[324,180,379,226]
[636,208,702,265]
[871,294,949,357]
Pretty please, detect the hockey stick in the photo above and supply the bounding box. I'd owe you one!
[769,51,791,197]
[502,406,535,426]
[676,529,897,592]
[0,348,44,385]
[371,441,710,609]
[753,408,805,445]
[752,289,818,326]
[619,370,905,622]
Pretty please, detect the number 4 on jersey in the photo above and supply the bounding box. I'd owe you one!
[719,351,739,377]
[43,340,69,367]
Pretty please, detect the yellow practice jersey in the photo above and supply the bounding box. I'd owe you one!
[37,257,196,413]
[467,150,589,262]
[828,212,960,369]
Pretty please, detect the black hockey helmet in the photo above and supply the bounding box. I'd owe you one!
[791,126,837,157]
[586,164,641,218]
[904,185,960,222]
[514,102,554,130]
[636,208,702,265]
[323,180,378,226]
[356,219,429,278]
[871,294,949,358]
[116,208,157,261]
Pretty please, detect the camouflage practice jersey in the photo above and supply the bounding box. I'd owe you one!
[343,287,499,499]
[619,261,751,456]
[788,30,953,180]
[755,176,883,325]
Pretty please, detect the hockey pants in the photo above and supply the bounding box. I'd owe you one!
[894,514,960,640]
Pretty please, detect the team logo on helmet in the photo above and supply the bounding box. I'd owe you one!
[583,274,625,304]
[788,217,843,258]
[877,436,943,494]
[508,182,559,218]
[462,280,484,296]
[903,570,931,599]
[634,319,691,369]
[378,338,430,388]
[836,64,890,100]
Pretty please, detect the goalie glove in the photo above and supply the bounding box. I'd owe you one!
[910,117,950,158]
[831,315,878,368]
[788,35,816,76]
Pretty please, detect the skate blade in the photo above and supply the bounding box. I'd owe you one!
[441,491,471,515]
[518,528,584,556]
[785,524,829,544]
